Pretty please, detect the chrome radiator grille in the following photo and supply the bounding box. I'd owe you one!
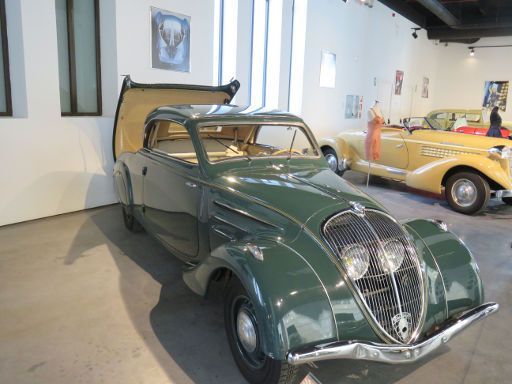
[322,209,425,344]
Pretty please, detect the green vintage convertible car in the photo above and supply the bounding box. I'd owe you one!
[113,77,498,384]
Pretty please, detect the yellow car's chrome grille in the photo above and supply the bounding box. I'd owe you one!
[420,145,473,158]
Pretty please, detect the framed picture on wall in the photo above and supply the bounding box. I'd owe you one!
[150,7,191,72]
[482,81,509,111]
[319,50,336,88]
[394,70,404,95]
[422,77,429,98]
[345,95,363,119]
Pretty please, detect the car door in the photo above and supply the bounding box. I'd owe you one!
[141,120,201,259]
[374,128,409,170]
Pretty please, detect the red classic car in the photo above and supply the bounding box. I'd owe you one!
[455,125,511,138]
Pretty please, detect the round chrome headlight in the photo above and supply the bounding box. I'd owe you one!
[381,240,406,273]
[341,244,370,280]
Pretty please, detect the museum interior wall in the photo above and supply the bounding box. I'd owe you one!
[432,36,512,122]
[0,0,118,227]
[300,0,442,139]
[0,0,510,226]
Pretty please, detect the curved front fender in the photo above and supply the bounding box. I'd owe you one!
[403,219,484,322]
[406,154,512,194]
[183,240,337,360]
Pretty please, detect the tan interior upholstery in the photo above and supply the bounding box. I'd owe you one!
[114,87,231,158]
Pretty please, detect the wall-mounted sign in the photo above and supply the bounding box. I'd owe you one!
[394,70,404,95]
[345,95,363,119]
[422,77,429,98]
[151,7,191,72]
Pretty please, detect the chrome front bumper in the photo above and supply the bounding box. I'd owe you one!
[287,302,498,365]
[495,190,512,198]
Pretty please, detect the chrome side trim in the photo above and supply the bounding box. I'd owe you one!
[495,189,512,198]
[213,200,281,229]
[211,214,248,233]
[287,302,498,365]
[386,167,407,175]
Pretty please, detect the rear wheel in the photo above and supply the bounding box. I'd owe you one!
[121,205,143,232]
[322,148,346,176]
[445,172,490,215]
[224,280,300,384]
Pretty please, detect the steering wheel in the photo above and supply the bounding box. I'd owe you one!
[272,148,303,156]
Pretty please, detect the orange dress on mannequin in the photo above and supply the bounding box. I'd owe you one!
[365,107,383,161]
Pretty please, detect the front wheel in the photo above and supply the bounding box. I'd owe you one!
[224,280,300,384]
[445,172,490,215]
[322,148,346,176]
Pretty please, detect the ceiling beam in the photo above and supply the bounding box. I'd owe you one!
[378,0,426,27]
[428,26,512,39]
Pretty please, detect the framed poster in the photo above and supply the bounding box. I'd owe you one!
[482,81,509,111]
[422,77,429,98]
[345,95,363,119]
[319,50,336,88]
[394,70,404,95]
[151,7,190,72]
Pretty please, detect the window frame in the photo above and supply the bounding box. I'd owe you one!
[197,121,321,165]
[0,0,12,117]
[143,119,200,166]
[60,0,102,117]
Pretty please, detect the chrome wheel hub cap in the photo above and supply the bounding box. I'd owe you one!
[236,310,257,353]
[452,179,477,207]
[325,154,338,172]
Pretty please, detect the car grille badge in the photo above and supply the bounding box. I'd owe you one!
[392,312,412,342]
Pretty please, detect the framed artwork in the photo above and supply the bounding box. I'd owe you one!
[482,81,509,111]
[151,7,190,72]
[345,95,363,119]
[319,50,336,88]
[422,77,429,98]
[394,70,404,95]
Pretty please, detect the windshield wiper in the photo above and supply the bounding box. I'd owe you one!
[287,129,298,161]
[207,134,251,162]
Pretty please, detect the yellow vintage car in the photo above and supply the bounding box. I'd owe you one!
[319,117,512,214]
[427,109,512,131]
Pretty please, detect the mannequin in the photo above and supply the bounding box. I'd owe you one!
[366,101,384,161]
[365,101,384,187]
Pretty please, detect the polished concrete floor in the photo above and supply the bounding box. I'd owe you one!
[0,171,511,384]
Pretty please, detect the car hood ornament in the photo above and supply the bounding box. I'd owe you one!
[350,201,366,216]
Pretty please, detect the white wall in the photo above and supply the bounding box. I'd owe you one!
[0,0,118,227]
[0,0,216,226]
[300,0,441,139]
[432,36,512,122]
[1,0,510,226]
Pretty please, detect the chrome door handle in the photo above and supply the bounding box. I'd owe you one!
[185,181,197,188]
[396,144,404,149]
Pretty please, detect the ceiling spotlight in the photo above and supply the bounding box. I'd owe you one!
[469,47,475,56]
[411,28,420,39]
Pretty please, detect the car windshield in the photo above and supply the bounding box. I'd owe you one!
[404,117,444,131]
[197,124,319,163]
